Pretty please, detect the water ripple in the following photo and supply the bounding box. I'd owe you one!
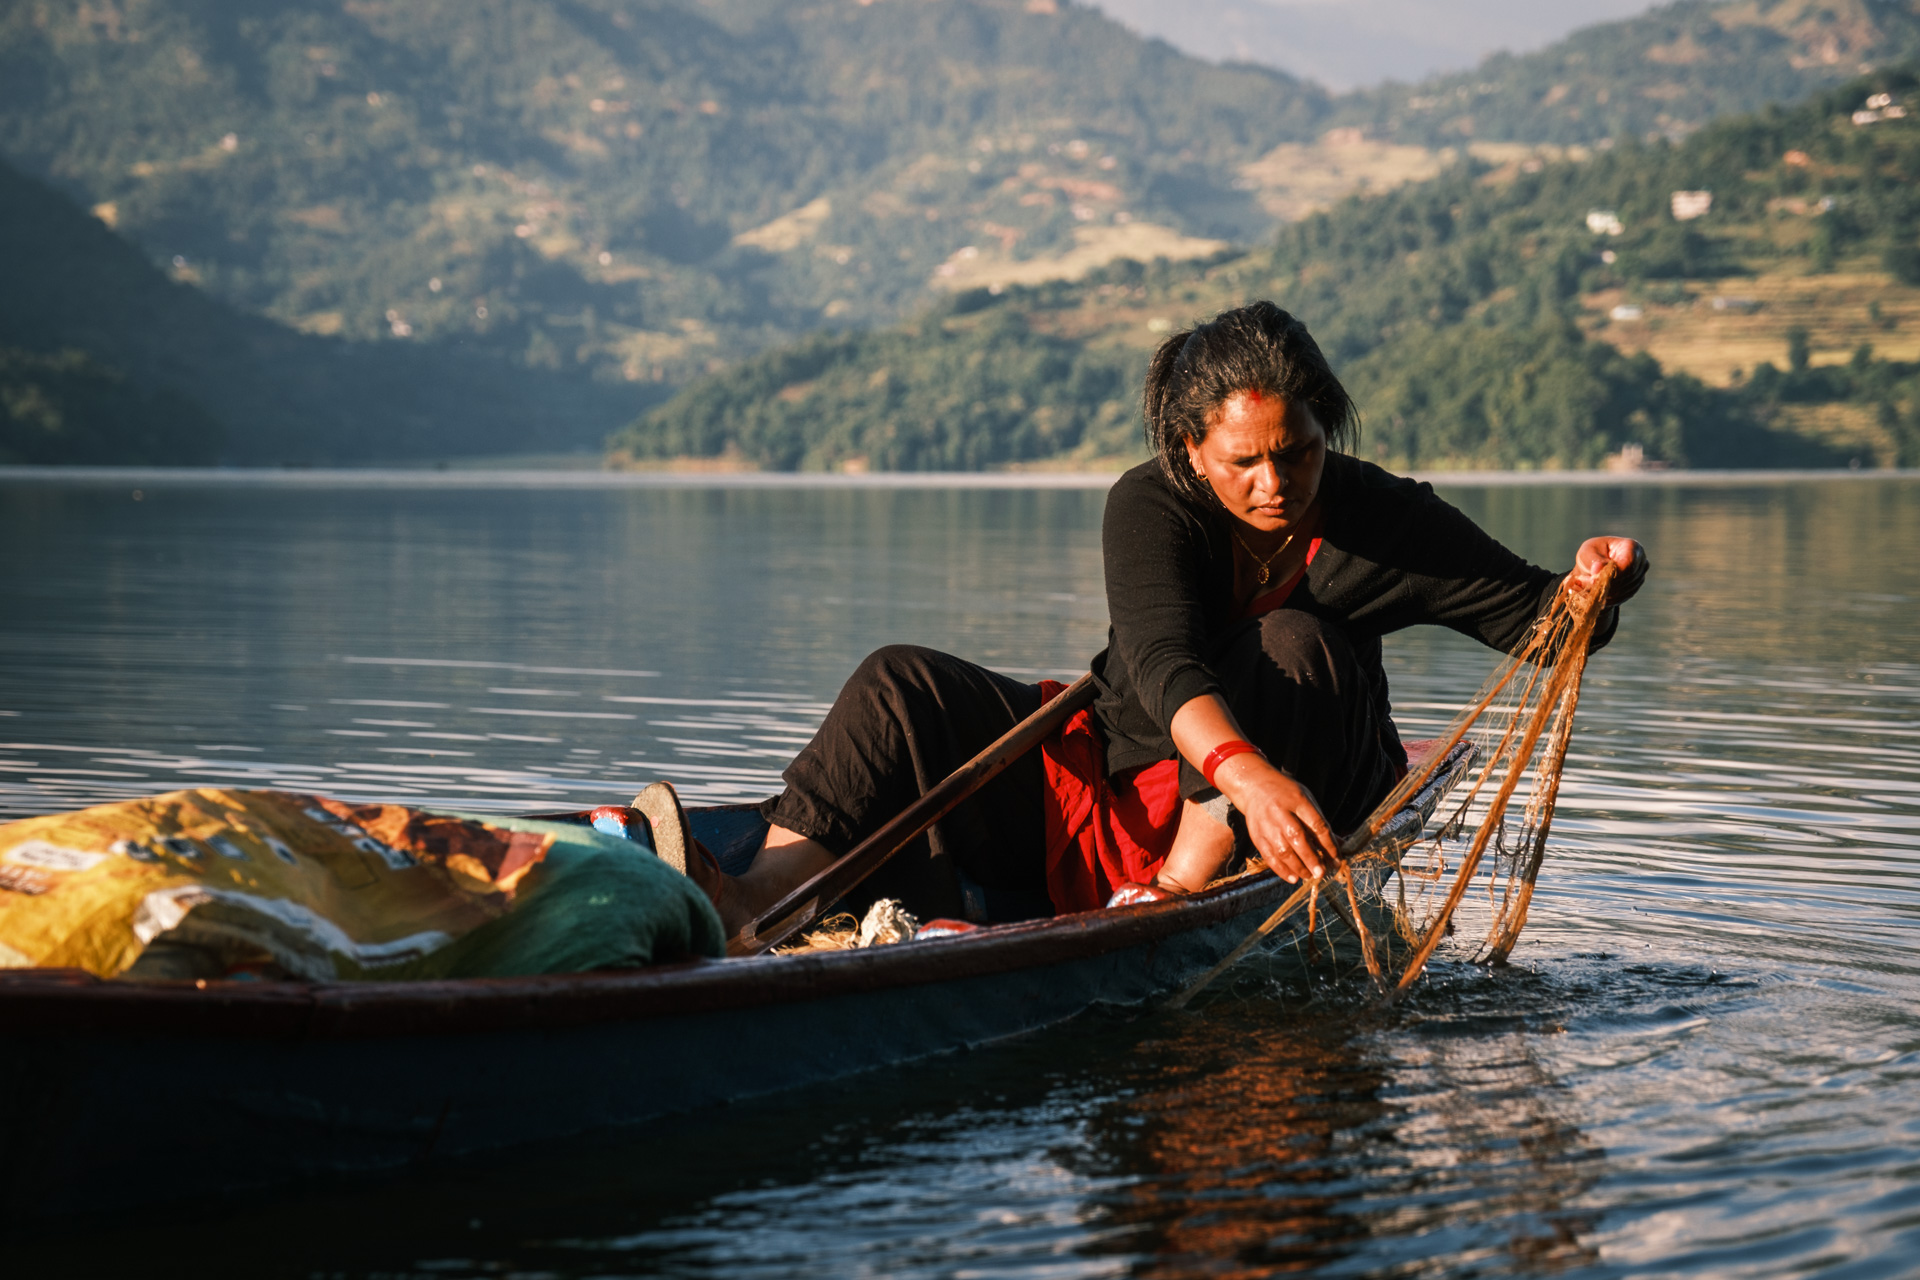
[5,477,1920,1277]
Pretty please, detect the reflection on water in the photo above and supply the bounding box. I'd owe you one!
[3,472,1920,1277]
[1075,994,1602,1277]
[0,481,1105,814]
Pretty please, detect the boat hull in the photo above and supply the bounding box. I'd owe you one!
[0,741,1470,1227]
[0,875,1313,1223]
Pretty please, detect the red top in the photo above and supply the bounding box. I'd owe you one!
[1039,538,1322,913]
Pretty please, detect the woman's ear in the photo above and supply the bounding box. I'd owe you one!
[1183,434,1208,486]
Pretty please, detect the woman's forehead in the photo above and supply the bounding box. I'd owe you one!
[1203,390,1323,444]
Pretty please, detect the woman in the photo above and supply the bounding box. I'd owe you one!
[677,302,1648,938]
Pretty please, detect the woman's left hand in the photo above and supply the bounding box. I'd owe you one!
[1571,536,1649,607]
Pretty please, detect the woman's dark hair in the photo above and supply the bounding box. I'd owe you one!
[1142,301,1358,507]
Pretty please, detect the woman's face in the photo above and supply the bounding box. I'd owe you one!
[1183,390,1328,534]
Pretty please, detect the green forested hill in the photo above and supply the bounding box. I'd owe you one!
[1334,0,1920,146]
[0,158,643,463]
[0,346,222,465]
[7,0,1919,465]
[623,297,1143,471]
[617,72,1920,471]
[0,0,1322,403]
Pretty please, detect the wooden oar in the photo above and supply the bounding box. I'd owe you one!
[728,672,1099,957]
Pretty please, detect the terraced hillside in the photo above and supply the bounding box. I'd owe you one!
[1334,0,1920,147]
[0,159,635,463]
[0,0,1322,397]
[617,72,1920,471]
[8,0,1918,463]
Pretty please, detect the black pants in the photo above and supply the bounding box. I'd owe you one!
[763,645,1048,923]
[766,615,1397,922]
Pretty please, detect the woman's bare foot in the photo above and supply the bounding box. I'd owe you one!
[1152,797,1237,895]
[633,785,838,938]
[694,823,838,939]
[679,839,744,932]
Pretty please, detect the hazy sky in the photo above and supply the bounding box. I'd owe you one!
[1083,0,1669,91]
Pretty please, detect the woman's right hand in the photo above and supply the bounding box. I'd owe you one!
[1213,753,1339,884]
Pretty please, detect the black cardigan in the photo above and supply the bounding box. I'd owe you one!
[1089,454,1617,778]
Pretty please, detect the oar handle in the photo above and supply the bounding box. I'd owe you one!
[730,672,1099,957]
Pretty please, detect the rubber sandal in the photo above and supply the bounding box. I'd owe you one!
[631,781,693,875]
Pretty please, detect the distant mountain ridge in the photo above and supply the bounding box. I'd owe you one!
[0,0,1323,400]
[616,71,1920,472]
[1086,0,1664,93]
[4,0,1919,463]
[1333,0,1920,145]
[0,158,643,463]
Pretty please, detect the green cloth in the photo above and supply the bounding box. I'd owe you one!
[398,815,727,978]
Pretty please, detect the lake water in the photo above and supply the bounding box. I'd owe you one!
[3,469,1918,1277]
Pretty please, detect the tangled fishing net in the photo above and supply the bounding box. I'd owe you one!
[1177,563,1619,1006]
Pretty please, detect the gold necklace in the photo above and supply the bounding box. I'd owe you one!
[1231,527,1298,587]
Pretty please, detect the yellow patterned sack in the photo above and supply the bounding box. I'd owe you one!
[0,789,724,980]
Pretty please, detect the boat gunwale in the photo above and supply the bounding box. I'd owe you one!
[0,871,1295,1040]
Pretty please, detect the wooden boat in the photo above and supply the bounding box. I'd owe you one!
[0,741,1471,1227]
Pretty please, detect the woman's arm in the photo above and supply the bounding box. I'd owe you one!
[1169,692,1338,883]
[1101,470,1229,733]
[1163,535,1648,889]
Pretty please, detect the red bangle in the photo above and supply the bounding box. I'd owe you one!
[1202,739,1264,788]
